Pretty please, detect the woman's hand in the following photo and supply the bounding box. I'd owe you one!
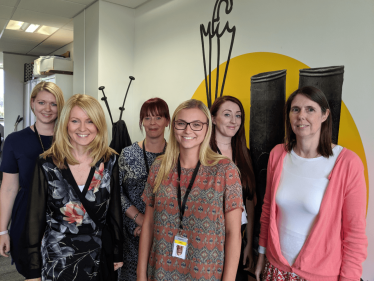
[242,244,254,271]
[114,262,123,271]
[0,233,10,257]
[133,226,142,237]
[255,253,265,281]
[25,278,41,281]
[135,213,144,227]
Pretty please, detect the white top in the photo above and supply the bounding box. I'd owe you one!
[78,184,85,192]
[258,145,343,264]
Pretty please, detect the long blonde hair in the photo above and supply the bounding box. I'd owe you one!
[153,99,226,192]
[42,94,117,168]
[30,82,65,122]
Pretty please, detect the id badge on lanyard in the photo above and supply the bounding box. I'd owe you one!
[173,156,200,260]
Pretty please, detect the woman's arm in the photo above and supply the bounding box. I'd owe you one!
[243,197,255,270]
[222,208,242,281]
[0,173,19,257]
[118,152,145,228]
[339,155,368,280]
[137,204,154,281]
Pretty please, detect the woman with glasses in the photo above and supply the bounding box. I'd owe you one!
[118,98,170,281]
[137,99,244,280]
[210,96,256,280]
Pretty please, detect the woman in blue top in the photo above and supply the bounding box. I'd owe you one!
[0,81,65,276]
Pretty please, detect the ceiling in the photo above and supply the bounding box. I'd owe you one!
[0,0,151,57]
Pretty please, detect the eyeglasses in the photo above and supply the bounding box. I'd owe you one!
[174,120,208,131]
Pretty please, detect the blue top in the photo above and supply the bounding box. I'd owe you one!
[0,126,52,275]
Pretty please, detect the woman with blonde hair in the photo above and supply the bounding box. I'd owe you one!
[138,99,243,281]
[20,94,123,281]
[0,82,64,276]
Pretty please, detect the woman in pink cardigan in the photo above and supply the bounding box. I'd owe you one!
[255,86,367,281]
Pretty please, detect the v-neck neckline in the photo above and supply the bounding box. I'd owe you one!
[65,162,96,199]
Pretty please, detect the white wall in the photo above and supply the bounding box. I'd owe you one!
[98,1,135,137]
[74,0,135,137]
[132,0,374,279]
[3,54,37,137]
[51,42,74,61]
[73,1,99,97]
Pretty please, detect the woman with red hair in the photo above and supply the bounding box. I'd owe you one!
[118,98,170,281]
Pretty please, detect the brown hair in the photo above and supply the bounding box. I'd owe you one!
[284,86,333,157]
[210,96,255,200]
[139,98,170,131]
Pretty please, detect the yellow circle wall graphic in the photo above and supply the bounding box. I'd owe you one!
[192,52,369,209]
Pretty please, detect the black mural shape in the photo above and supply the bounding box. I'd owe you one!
[249,69,286,253]
[299,66,344,144]
[200,0,236,108]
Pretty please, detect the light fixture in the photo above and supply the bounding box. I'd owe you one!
[6,20,25,31]
[25,24,40,33]
[36,25,59,36]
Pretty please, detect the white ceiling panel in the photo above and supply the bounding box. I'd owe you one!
[0,18,8,31]
[19,0,85,18]
[0,0,18,7]
[104,0,150,9]
[41,28,73,45]
[28,45,61,55]
[67,0,97,5]
[0,41,37,53]
[0,4,13,19]
[62,19,74,30]
[12,8,71,28]
[1,29,48,42]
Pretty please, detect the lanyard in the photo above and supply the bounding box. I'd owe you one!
[177,156,201,229]
[216,146,235,163]
[142,139,166,174]
[33,122,46,152]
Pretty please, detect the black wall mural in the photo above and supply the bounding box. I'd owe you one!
[249,70,287,252]
[200,0,236,108]
[299,66,344,144]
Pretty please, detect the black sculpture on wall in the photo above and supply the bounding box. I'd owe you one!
[299,66,344,144]
[249,70,287,252]
[200,0,236,108]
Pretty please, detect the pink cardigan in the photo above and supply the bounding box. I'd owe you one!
[259,144,368,281]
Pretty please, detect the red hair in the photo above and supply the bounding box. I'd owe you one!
[139,98,170,130]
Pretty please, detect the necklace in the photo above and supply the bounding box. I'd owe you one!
[34,123,45,152]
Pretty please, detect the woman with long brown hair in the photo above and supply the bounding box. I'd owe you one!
[210,95,256,280]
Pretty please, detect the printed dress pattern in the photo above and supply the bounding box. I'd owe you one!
[21,154,122,281]
[142,158,243,281]
[118,142,164,281]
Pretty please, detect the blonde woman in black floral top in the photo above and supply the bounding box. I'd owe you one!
[20,94,123,281]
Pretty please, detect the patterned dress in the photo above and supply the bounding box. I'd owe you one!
[142,158,243,281]
[20,154,123,281]
[118,142,165,281]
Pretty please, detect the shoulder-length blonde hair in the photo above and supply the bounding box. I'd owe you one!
[153,99,226,192]
[42,94,117,168]
[30,82,65,122]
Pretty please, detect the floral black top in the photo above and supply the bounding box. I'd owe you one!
[20,154,123,281]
